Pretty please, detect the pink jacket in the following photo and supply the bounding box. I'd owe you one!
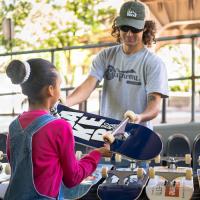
[7,110,101,198]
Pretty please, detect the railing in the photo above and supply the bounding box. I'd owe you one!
[1,33,200,123]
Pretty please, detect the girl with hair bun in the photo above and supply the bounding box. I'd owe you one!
[5,58,111,200]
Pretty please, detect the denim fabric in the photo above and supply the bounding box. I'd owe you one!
[4,114,63,200]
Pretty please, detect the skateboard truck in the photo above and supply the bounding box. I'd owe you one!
[50,101,61,118]
[103,110,136,144]
[107,168,145,185]
[111,118,129,139]
[167,157,178,169]
[149,154,193,183]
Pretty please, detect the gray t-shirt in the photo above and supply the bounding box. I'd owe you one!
[90,45,168,129]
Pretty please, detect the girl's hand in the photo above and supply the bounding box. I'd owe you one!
[95,143,112,157]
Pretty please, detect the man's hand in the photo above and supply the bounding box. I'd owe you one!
[124,110,141,124]
[124,93,162,124]
[131,114,142,124]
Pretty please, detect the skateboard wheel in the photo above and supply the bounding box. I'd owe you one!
[154,155,161,163]
[185,168,192,180]
[185,154,192,165]
[101,167,108,178]
[5,163,11,175]
[124,110,137,123]
[0,151,3,161]
[149,167,155,178]
[75,151,82,160]
[115,154,122,162]
[103,132,115,144]
[137,168,144,178]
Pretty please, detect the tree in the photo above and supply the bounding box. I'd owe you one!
[39,0,116,85]
[0,0,117,85]
[0,0,32,51]
[158,44,192,92]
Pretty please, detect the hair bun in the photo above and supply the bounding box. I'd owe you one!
[6,60,31,84]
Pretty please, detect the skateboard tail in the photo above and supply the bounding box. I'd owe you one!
[111,128,163,161]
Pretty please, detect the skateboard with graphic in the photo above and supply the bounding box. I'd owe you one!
[0,134,7,163]
[192,134,200,189]
[146,154,194,200]
[97,166,149,200]
[62,163,113,200]
[52,103,163,161]
[0,151,11,199]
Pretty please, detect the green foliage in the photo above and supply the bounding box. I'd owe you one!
[0,0,32,51]
[170,85,181,92]
[0,0,32,29]
[170,85,189,92]
[0,0,117,85]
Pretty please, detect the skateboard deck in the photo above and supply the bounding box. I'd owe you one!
[197,169,200,189]
[62,164,112,200]
[166,134,191,168]
[54,103,162,161]
[192,134,200,178]
[146,166,194,200]
[0,134,7,163]
[97,167,148,200]
[0,163,11,199]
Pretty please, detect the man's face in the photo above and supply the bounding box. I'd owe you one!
[119,25,143,47]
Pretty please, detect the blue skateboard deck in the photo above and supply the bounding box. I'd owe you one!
[97,168,148,200]
[62,164,113,200]
[54,103,162,161]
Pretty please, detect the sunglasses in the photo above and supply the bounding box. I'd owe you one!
[119,26,143,33]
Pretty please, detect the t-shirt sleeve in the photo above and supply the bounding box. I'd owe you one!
[89,49,106,82]
[56,119,102,188]
[145,56,169,98]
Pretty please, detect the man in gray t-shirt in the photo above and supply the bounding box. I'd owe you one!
[67,1,168,130]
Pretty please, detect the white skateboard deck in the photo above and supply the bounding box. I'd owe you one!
[146,166,194,200]
[0,163,10,198]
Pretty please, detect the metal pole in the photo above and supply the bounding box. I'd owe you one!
[161,98,166,123]
[51,50,55,64]
[191,37,195,122]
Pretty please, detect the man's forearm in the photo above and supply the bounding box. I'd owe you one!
[66,86,90,107]
[66,76,98,107]
[139,93,161,123]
